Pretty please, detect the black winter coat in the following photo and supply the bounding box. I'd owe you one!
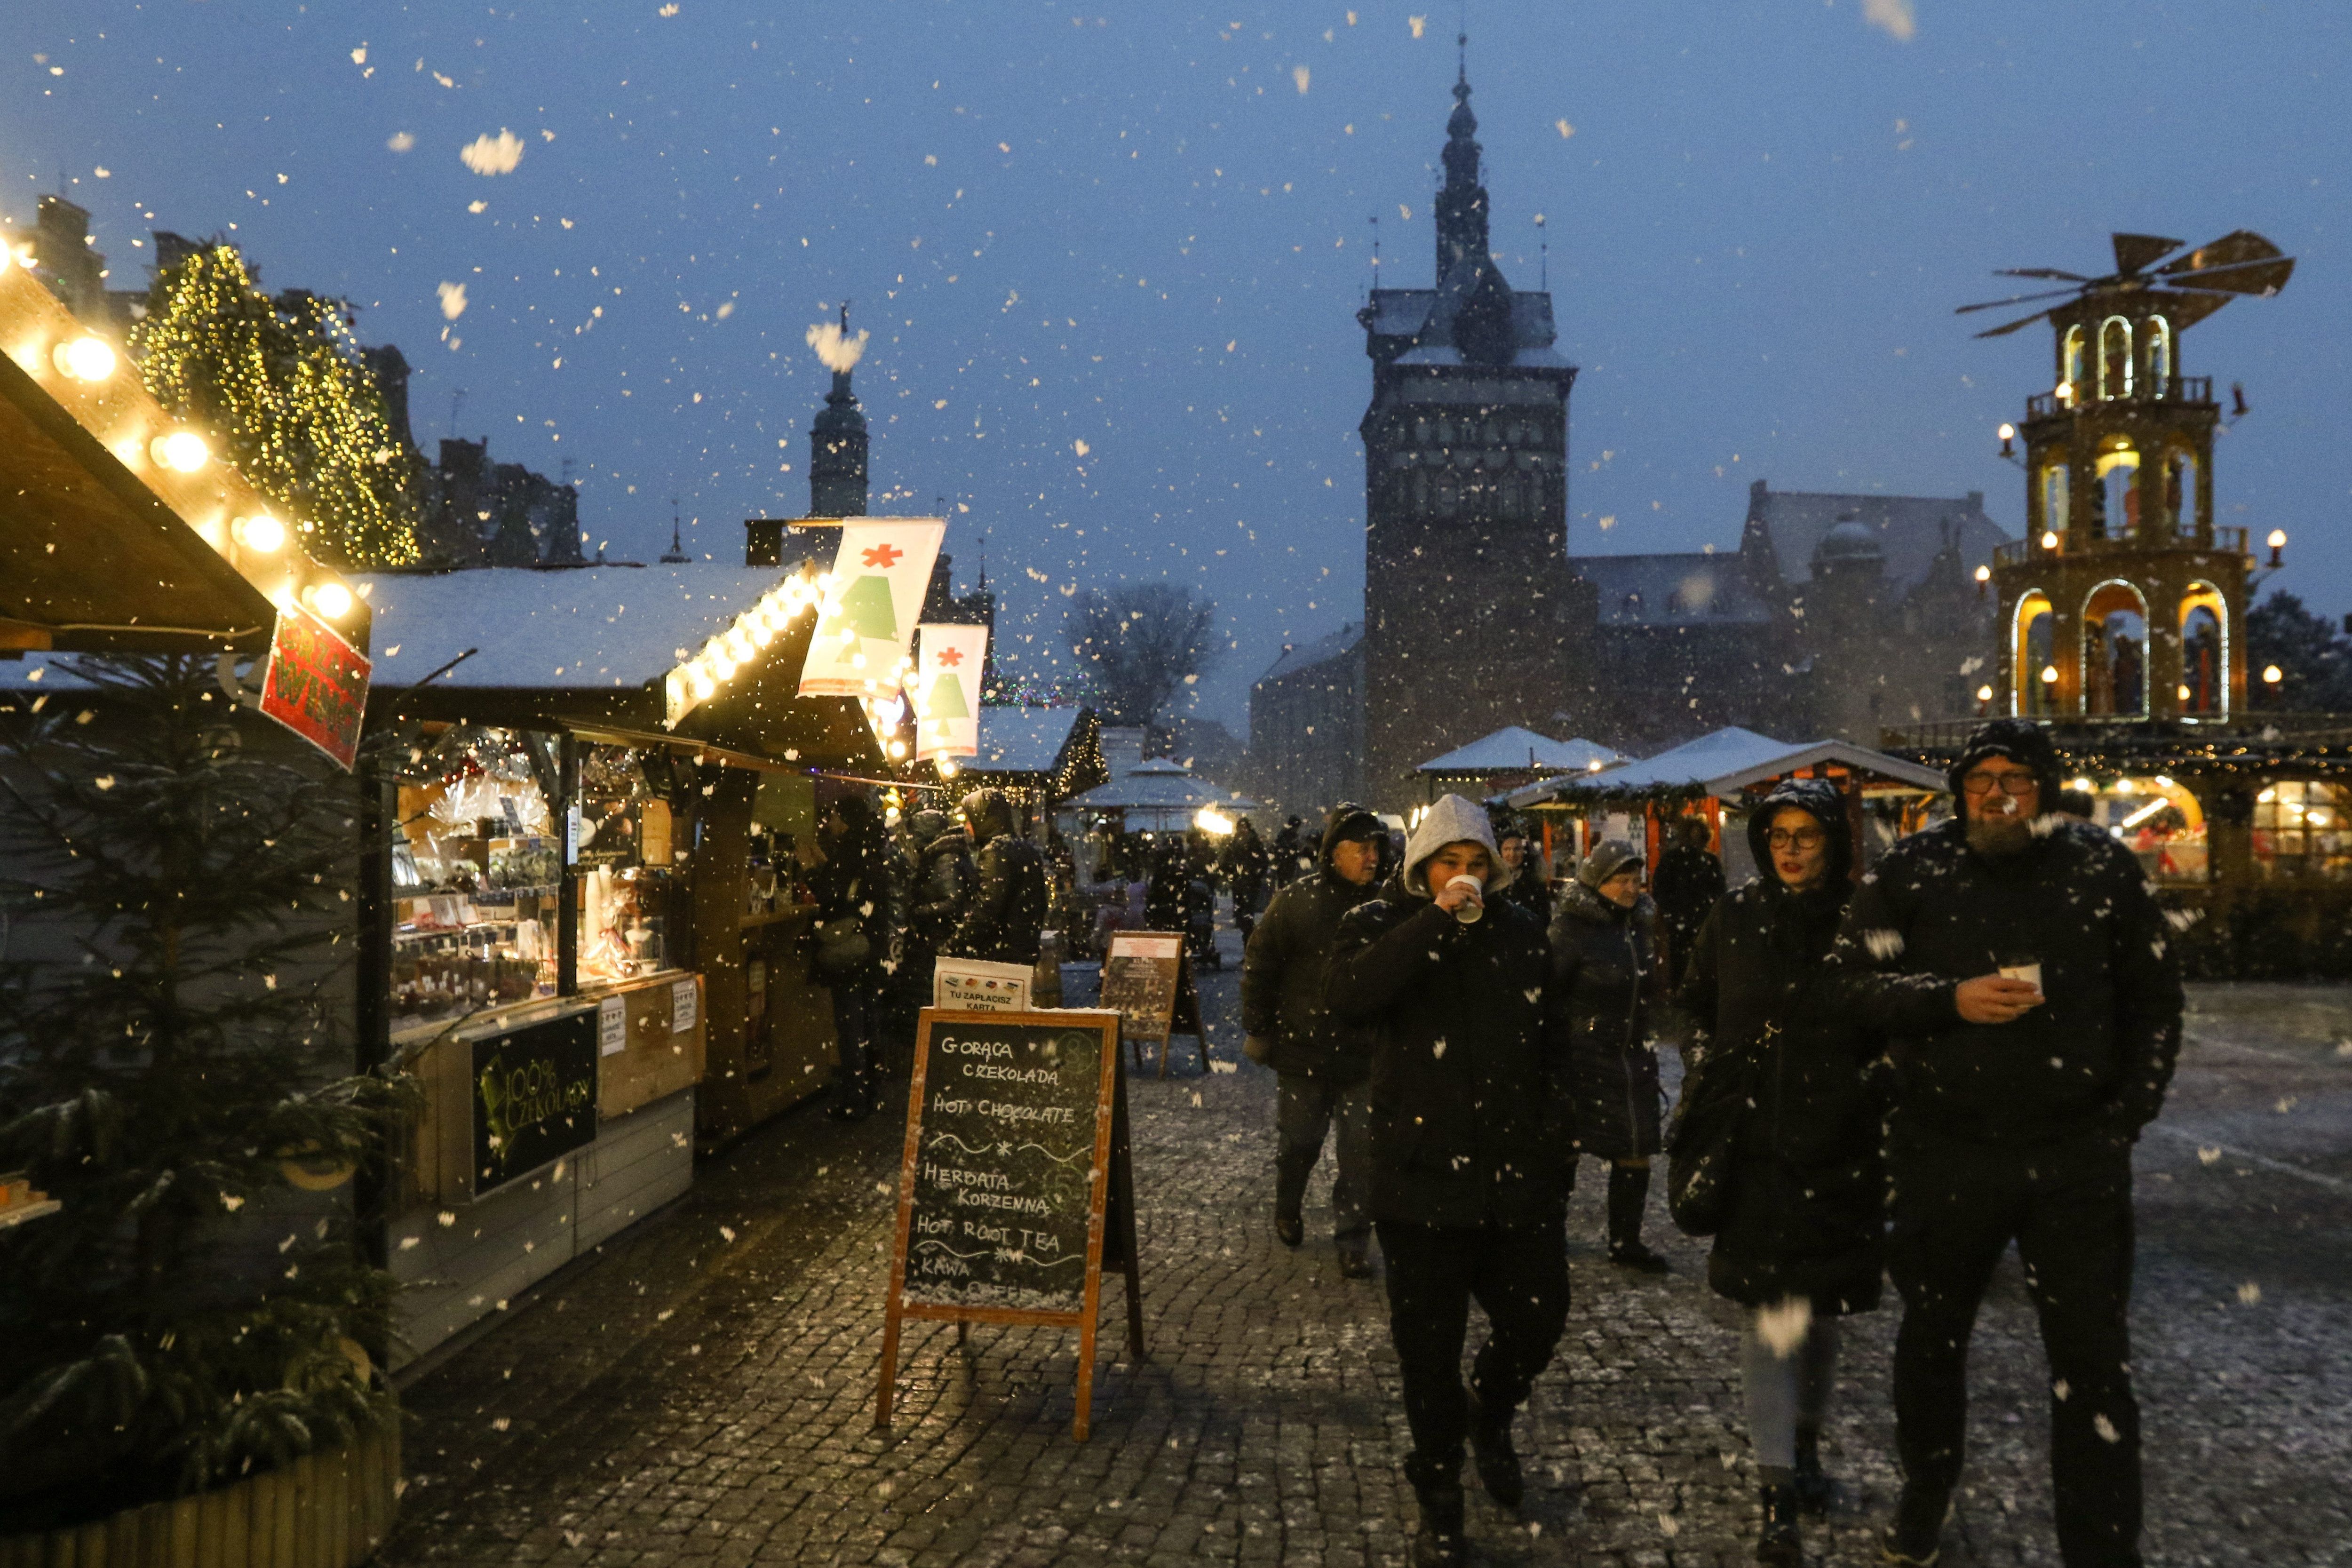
[808,839,890,987]
[1824,817,2183,1147]
[1326,890,1570,1228]
[946,833,1048,966]
[1549,883,1666,1161]
[908,830,974,948]
[1240,868,1378,1081]
[1677,879,1883,1314]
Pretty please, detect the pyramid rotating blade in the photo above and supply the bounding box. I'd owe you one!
[1994,267,2092,281]
[2158,230,2284,277]
[2111,233,2187,275]
[2158,255,2295,298]
[2147,289,2236,331]
[1956,286,2082,316]
[1973,307,2057,340]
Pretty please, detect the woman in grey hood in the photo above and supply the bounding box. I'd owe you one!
[1550,837,1672,1271]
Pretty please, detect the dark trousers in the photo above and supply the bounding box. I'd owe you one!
[1887,1125,2141,1568]
[1274,1075,1371,1248]
[1376,1220,1570,1487]
[829,979,874,1084]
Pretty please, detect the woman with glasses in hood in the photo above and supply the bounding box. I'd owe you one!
[1550,837,1672,1272]
[1325,794,1570,1568]
[1675,779,1881,1567]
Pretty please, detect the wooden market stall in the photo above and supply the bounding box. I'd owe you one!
[1505,726,1948,885]
[1416,726,1625,805]
[355,563,880,1367]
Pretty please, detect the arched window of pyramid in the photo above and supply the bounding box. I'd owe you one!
[926,671,971,720]
[837,573,898,641]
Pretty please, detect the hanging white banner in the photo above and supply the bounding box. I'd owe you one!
[913,622,989,762]
[795,517,946,699]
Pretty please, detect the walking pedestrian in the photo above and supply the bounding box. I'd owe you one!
[1326,794,1569,1568]
[1653,815,1727,989]
[1551,837,1673,1272]
[1220,816,1273,944]
[1492,814,1553,923]
[946,788,1049,966]
[1240,805,1386,1277]
[800,794,893,1122]
[1271,815,1308,888]
[1675,780,1882,1566]
[1826,718,2182,1568]
[902,807,973,995]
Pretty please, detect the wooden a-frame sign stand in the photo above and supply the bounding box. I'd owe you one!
[1101,930,1208,1079]
[876,1009,1146,1441]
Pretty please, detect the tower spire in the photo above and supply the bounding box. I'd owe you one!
[1435,40,1487,279]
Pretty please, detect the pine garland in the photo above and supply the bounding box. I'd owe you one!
[131,244,421,569]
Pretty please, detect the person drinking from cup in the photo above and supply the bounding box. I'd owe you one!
[1325,794,1567,1568]
[1825,717,2182,1568]
[1551,838,1674,1272]
[1675,780,1883,1566]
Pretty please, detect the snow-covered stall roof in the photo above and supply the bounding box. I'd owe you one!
[353,565,785,692]
[1065,751,1260,831]
[1505,726,1946,806]
[971,706,1086,775]
[1417,727,1626,776]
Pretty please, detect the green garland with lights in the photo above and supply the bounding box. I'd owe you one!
[130,244,421,569]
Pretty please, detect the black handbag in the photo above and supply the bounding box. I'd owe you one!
[813,915,871,979]
[1665,1027,1762,1237]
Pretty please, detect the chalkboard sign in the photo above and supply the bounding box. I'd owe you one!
[1100,931,1206,1078]
[471,1010,599,1196]
[878,1007,1144,1441]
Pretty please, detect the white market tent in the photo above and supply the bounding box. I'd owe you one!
[1064,755,1262,834]
[1502,726,1945,807]
[1417,726,1627,779]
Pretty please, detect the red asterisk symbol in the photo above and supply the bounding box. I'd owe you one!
[860,543,904,568]
[937,647,965,667]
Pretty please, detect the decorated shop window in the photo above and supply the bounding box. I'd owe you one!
[2252,781,2352,882]
[572,745,682,983]
[391,725,562,1029]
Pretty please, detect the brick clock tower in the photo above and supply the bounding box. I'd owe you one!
[1977,231,2294,724]
[1359,50,1582,808]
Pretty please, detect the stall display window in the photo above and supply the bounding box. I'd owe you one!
[573,745,680,982]
[392,727,561,1028]
[2252,780,2352,881]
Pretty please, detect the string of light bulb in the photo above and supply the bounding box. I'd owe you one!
[662,571,832,727]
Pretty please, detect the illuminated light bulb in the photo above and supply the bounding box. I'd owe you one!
[725,626,754,661]
[2178,685,2192,702]
[1977,685,1995,703]
[1974,565,1991,583]
[690,669,717,701]
[111,437,145,469]
[887,740,908,759]
[1997,422,2016,442]
[305,581,355,620]
[1586,759,1603,772]
[53,336,116,382]
[753,620,777,647]
[233,513,286,553]
[2258,788,2278,804]
[2264,664,2284,685]
[2056,380,2074,404]
[2268,529,2288,549]
[937,757,959,779]
[2156,776,2177,789]
[2041,665,2059,685]
[2041,531,2059,550]
[151,430,209,472]
[851,652,868,668]
[2113,778,2136,796]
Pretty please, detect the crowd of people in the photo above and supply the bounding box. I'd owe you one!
[1241,718,2183,1568]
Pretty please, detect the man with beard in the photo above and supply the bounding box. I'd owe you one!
[1826,718,2181,1568]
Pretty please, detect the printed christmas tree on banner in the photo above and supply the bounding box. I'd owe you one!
[926,671,970,720]
[837,574,898,641]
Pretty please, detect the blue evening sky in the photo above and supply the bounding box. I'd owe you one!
[4,1,2345,729]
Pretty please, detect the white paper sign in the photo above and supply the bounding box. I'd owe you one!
[913,622,988,763]
[796,518,946,700]
[598,994,628,1057]
[932,956,1033,1012]
[671,978,698,1033]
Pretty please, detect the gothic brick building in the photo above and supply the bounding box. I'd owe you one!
[1357,56,1584,808]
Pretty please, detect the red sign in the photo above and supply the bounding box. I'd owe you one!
[259,602,371,770]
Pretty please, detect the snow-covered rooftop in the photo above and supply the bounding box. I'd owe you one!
[969,705,1085,775]
[1417,727,1626,775]
[1506,726,1946,804]
[353,565,790,691]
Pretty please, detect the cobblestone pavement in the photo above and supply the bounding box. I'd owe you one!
[380,942,2352,1567]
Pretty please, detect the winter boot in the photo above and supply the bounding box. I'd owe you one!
[1755,1481,1802,1567]
[1878,1479,1950,1566]
[1272,1208,1303,1248]
[1464,1384,1524,1508]
[1336,1243,1375,1280]
[1792,1427,1833,1515]
[1606,1163,1672,1273]
[1407,1473,1468,1568]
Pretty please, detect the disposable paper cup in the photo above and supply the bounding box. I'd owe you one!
[1446,874,1485,924]
[1997,962,2043,995]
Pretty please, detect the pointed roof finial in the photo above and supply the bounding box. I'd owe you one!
[661,496,690,563]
